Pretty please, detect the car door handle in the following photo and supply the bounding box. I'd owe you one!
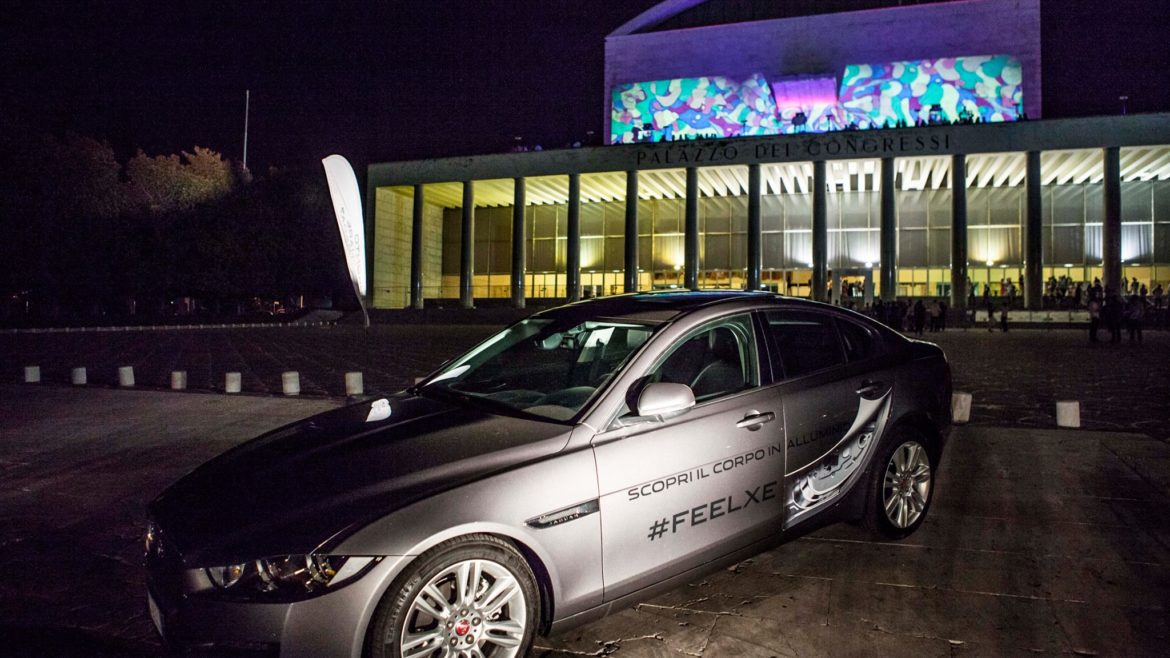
[736,411,776,429]
[856,381,884,397]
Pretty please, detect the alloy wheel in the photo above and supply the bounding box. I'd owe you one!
[399,558,527,658]
[881,440,932,529]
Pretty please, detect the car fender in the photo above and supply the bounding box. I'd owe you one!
[331,435,603,624]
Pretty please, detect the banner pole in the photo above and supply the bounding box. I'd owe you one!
[322,154,370,328]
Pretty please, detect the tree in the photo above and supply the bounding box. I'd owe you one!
[124,146,235,215]
[0,119,348,325]
[0,124,124,318]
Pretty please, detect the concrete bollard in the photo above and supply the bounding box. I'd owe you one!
[225,372,242,394]
[282,371,301,396]
[118,366,135,387]
[345,372,364,396]
[1056,400,1081,428]
[24,366,41,383]
[951,391,972,424]
[71,367,87,386]
[171,371,188,390]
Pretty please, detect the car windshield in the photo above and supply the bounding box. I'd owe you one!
[420,317,658,421]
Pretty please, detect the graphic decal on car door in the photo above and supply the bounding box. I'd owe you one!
[784,390,891,528]
[593,314,786,601]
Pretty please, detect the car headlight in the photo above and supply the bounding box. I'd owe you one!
[144,520,159,556]
[205,555,378,600]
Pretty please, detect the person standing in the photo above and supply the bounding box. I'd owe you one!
[913,299,926,335]
[1153,284,1165,329]
[1087,297,1101,343]
[938,300,948,331]
[1125,294,1145,343]
[999,305,1009,332]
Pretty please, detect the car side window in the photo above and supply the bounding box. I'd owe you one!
[836,317,882,362]
[648,314,758,402]
[763,311,846,379]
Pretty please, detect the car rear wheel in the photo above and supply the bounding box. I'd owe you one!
[367,535,538,658]
[864,430,935,540]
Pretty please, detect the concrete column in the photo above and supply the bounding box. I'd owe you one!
[951,154,969,314]
[460,181,475,309]
[624,171,639,293]
[1024,151,1043,310]
[1102,146,1122,293]
[747,164,762,291]
[685,167,700,290]
[812,160,827,302]
[566,174,581,302]
[410,184,425,310]
[511,177,526,309]
[880,157,897,302]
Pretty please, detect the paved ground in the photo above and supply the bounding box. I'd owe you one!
[541,427,1170,656]
[3,324,1168,439]
[0,324,501,398]
[0,385,1166,657]
[1,322,1169,656]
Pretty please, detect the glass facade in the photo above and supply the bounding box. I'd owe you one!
[373,141,1170,309]
[425,176,1170,301]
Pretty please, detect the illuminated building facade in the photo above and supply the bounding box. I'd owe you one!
[367,0,1170,312]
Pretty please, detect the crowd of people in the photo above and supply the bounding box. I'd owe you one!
[833,276,1166,342]
[1084,278,1165,344]
[1040,274,1163,312]
[859,298,953,335]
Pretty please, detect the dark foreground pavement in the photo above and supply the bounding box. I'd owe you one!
[1,385,1167,657]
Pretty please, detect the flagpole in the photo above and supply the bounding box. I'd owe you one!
[243,90,250,170]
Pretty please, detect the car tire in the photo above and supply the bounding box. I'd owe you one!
[863,429,936,540]
[366,534,539,658]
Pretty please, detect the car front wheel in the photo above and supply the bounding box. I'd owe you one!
[865,431,935,540]
[367,534,539,658]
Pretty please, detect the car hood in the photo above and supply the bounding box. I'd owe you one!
[149,391,572,566]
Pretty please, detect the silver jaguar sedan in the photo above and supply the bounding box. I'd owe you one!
[146,291,952,657]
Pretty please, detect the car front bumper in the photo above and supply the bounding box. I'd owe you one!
[148,555,409,658]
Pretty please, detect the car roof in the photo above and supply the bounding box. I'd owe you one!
[532,290,828,325]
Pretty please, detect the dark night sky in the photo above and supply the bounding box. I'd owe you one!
[2,0,1167,176]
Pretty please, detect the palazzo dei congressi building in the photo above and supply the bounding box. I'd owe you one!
[365,0,1170,312]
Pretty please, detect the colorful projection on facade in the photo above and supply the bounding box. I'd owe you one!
[610,74,783,143]
[839,55,1023,128]
[610,55,1023,144]
[772,77,844,134]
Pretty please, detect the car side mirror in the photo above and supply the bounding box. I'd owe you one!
[634,382,696,419]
